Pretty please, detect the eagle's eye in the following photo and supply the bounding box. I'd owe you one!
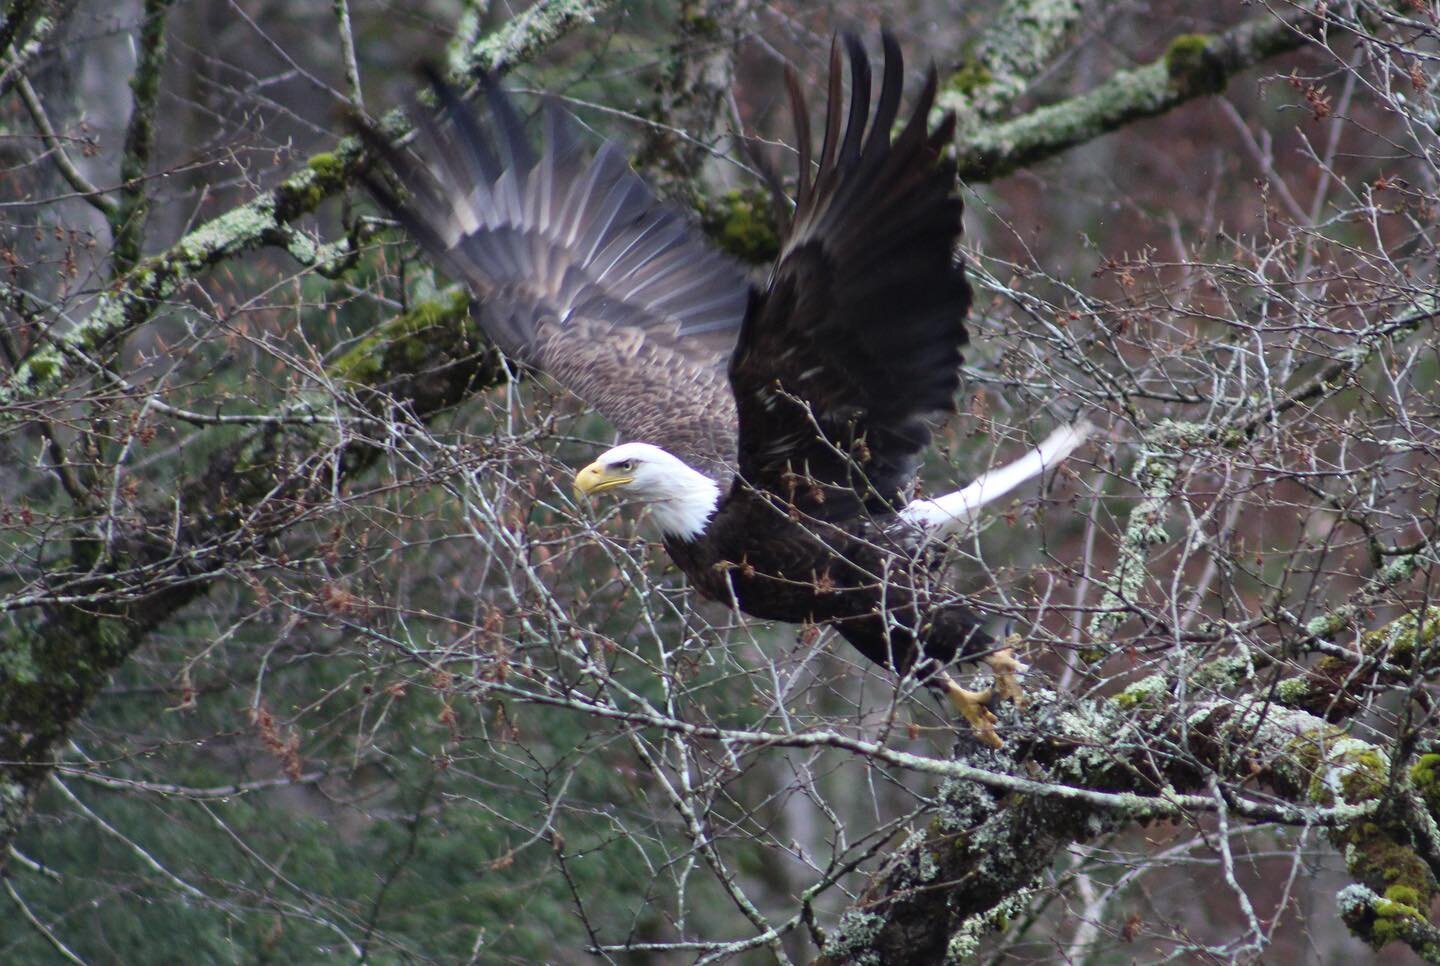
[615,459,635,472]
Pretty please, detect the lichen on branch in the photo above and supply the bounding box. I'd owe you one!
[956,6,1324,182]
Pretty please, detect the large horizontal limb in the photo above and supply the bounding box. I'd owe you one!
[956,4,1326,183]
[817,686,1440,961]
[468,659,1439,959]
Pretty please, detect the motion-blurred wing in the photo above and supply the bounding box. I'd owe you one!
[356,72,750,477]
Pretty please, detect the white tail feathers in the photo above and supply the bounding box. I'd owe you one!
[900,422,1092,539]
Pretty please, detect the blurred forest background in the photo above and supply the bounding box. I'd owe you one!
[2,0,1439,962]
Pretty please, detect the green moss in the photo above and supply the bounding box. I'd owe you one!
[1411,754,1440,816]
[1362,606,1440,663]
[1297,736,1440,929]
[400,287,474,334]
[1288,730,1368,805]
[1274,676,1315,705]
[1383,884,1424,909]
[1411,754,1440,791]
[292,151,348,211]
[0,636,41,685]
[1337,748,1387,801]
[680,10,719,36]
[307,151,344,181]
[947,60,993,97]
[696,189,779,265]
[23,353,59,383]
[1164,33,1211,71]
[274,146,356,220]
[331,288,475,387]
[1163,33,1224,95]
[1370,890,1429,947]
[283,174,328,216]
[1346,829,1432,909]
[0,607,146,739]
[1340,883,1440,955]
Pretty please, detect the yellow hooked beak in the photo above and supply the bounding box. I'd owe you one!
[573,461,634,499]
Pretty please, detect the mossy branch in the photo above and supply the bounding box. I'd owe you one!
[110,0,173,276]
[1338,886,1440,962]
[1190,702,1438,955]
[1085,420,1187,653]
[940,0,1088,126]
[1115,606,1440,724]
[2,0,619,420]
[823,686,1438,960]
[0,0,66,90]
[956,6,1323,182]
[0,144,366,419]
[454,0,616,74]
[1287,598,1440,715]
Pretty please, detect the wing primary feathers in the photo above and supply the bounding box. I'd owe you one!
[538,99,583,226]
[350,113,464,271]
[886,66,936,162]
[576,168,647,267]
[730,31,972,518]
[421,64,503,186]
[356,68,750,474]
[837,33,871,165]
[482,75,537,173]
[786,67,812,208]
[815,39,844,196]
[863,32,903,162]
[557,141,619,248]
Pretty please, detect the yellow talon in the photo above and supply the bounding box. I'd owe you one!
[985,647,1029,709]
[940,673,1002,749]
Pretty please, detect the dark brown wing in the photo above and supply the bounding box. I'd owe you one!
[728,32,970,519]
[355,72,749,477]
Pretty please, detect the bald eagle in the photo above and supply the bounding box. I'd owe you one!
[357,33,1085,746]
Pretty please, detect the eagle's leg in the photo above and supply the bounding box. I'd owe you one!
[985,647,1029,709]
[936,671,1001,749]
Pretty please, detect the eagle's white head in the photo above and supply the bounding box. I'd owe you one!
[573,442,720,540]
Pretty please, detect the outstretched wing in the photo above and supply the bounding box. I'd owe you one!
[728,33,971,519]
[355,72,750,477]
